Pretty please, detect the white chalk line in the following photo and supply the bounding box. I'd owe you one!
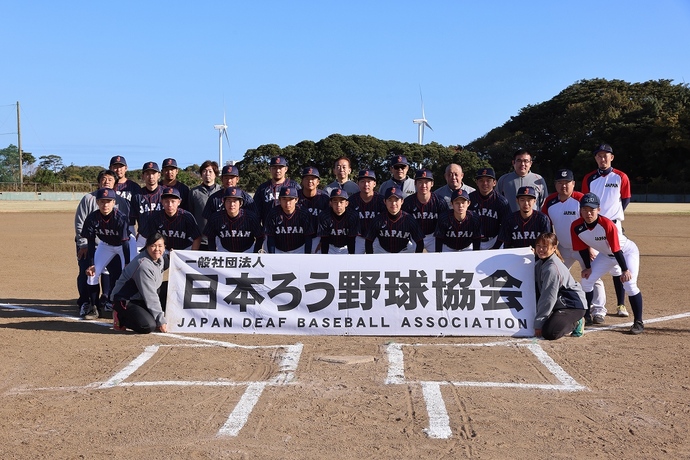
[420,382,452,439]
[1,303,303,438]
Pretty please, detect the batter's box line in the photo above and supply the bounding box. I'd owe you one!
[385,341,587,439]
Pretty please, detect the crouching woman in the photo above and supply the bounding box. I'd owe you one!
[110,232,169,333]
[534,232,587,340]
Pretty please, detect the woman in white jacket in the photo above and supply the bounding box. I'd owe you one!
[534,232,587,340]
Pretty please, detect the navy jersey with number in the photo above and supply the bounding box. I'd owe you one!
[115,179,141,204]
[264,206,315,252]
[202,188,258,220]
[139,209,201,250]
[402,193,447,235]
[317,208,360,249]
[468,189,511,240]
[255,179,301,224]
[434,211,482,250]
[498,210,552,248]
[204,209,264,252]
[365,210,425,253]
[348,192,386,237]
[298,189,330,229]
[81,208,130,265]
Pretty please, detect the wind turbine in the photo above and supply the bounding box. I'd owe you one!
[214,111,230,166]
[412,89,433,145]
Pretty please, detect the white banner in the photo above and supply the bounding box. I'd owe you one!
[166,249,536,336]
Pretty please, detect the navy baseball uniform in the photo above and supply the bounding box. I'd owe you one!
[468,189,511,249]
[498,210,552,248]
[204,208,264,253]
[264,204,315,253]
[255,178,301,224]
[139,208,201,250]
[434,210,482,251]
[202,187,257,220]
[402,190,447,252]
[365,210,424,253]
[317,207,359,254]
[130,187,164,232]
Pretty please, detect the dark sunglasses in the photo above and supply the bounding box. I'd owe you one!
[393,164,407,170]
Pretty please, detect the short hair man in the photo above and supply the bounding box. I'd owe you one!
[109,155,141,204]
[379,155,415,198]
[255,156,301,224]
[434,189,482,252]
[131,162,165,250]
[365,187,424,254]
[324,156,359,196]
[571,192,645,334]
[202,164,257,223]
[468,168,511,250]
[402,169,447,252]
[434,163,476,209]
[542,169,606,321]
[264,186,315,254]
[581,143,633,318]
[188,160,221,251]
[496,149,549,212]
[348,169,386,254]
[298,166,330,251]
[138,187,201,251]
[498,185,552,249]
[203,186,264,253]
[318,189,359,255]
[160,158,191,210]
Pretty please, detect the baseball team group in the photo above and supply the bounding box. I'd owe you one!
[74,144,645,337]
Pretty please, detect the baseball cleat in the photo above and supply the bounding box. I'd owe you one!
[592,314,605,325]
[103,300,114,312]
[629,321,644,335]
[83,305,99,320]
[616,305,629,317]
[79,302,91,317]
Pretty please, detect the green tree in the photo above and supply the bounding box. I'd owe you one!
[0,144,36,183]
[38,154,64,173]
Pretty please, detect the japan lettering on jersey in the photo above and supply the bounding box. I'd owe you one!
[130,187,164,229]
[139,209,201,250]
[204,209,263,252]
[202,188,258,220]
[348,192,386,237]
[498,210,552,249]
[571,214,628,255]
[468,189,511,239]
[402,193,447,235]
[434,211,482,250]
[541,191,584,249]
[255,179,300,223]
[317,208,360,248]
[582,168,631,222]
[264,206,315,252]
[365,210,424,253]
[298,190,330,229]
[115,179,142,203]
[81,208,130,246]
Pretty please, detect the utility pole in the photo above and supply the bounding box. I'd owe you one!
[17,101,23,191]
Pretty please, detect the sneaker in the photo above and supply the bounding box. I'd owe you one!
[103,300,114,312]
[616,305,629,317]
[112,310,126,331]
[571,318,585,337]
[592,314,605,325]
[629,321,644,335]
[83,304,99,320]
[79,302,91,317]
[584,312,593,326]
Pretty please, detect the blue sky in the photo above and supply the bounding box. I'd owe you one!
[2,1,689,171]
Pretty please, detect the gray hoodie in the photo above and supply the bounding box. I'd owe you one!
[534,253,586,329]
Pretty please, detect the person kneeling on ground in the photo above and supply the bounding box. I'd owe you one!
[110,232,169,333]
[534,232,587,340]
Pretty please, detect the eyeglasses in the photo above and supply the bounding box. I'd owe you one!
[393,165,408,170]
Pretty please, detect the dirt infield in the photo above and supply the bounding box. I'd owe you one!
[1,210,690,458]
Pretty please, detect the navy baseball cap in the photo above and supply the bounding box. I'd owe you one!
[142,161,160,172]
[162,158,178,169]
[223,186,244,202]
[329,188,349,200]
[279,186,298,198]
[593,144,613,155]
[451,189,470,202]
[415,169,434,181]
[301,166,320,178]
[357,169,376,180]
[475,167,496,179]
[580,192,600,208]
[161,187,181,199]
[516,186,537,198]
[555,169,574,182]
[390,155,410,167]
[109,155,127,166]
[270,156,288,167]
[221,165,239,176]
[384,187,404,200]
[95,188,116,200]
